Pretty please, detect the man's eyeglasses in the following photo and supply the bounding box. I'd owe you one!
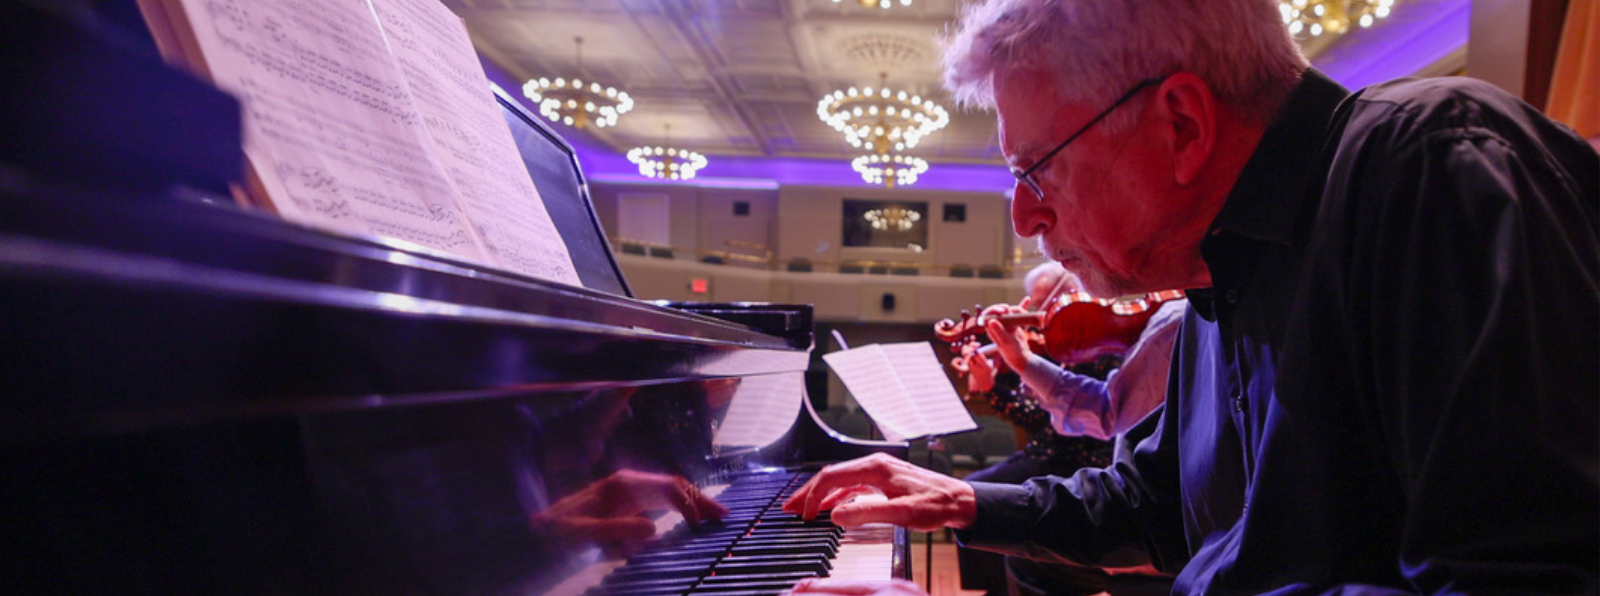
[1011,78,1164,201]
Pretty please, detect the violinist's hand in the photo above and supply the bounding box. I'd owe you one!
[984,317,1034,372]
[783,578,928,595]
[781,453,976,532]
[964,348,997,394]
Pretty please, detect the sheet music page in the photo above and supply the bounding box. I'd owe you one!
[152,0,487,261]
[820,345,914,441]
[823,345,912,441]
[367,0,580,285]
[711,372,804,450]
[824,343,976,441]
[877,342,977,436]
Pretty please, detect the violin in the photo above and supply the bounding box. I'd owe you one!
[935,288,1184,378]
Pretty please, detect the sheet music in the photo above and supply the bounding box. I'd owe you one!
[878,342,979,436]
[171,0,488,261]
[711,372,804,449]
[823,342,976,441]
[367,0,580,285]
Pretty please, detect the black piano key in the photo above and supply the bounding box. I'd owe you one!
[724,537,838,554]
[727,543,838,557]
[602,561,713,584]
[591,575,699,592]
[697,570,825,583]
[628,546,734,565]
[589,470,879,596]
[717,553,831,570]
[689,579,816,592]
[585,585,692,596]
[749,520,841,531]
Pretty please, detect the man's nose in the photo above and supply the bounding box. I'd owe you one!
[1010,185,1052,238]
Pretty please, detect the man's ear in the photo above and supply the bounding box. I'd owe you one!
[1154,72,1216,186]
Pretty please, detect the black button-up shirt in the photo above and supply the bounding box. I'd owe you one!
[958,69,1599,594]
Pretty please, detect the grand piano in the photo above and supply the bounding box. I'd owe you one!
[0,3,909,594]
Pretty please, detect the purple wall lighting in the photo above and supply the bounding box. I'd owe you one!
[1312,0,1472,90]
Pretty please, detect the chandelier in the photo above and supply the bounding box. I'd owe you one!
[626,125,708,181]
[818,73,949,153]
[853,154,928,188]
[833,0,912,9]
[522,37,634,129]
[1279,0,1395,37]
[863,206,921,232]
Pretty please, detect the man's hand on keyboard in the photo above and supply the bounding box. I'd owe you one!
[781,453,977,532]
[782,578,928,595]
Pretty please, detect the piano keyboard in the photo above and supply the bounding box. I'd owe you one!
[582,471,894,596]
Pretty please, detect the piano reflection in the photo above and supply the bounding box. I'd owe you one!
[0,4,910,595]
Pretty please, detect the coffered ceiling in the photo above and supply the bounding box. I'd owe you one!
[446,0,1464,171]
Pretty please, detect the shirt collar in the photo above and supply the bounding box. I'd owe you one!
[1207,68,1351,246]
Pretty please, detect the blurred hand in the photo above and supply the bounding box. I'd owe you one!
[531,469,727,555]
[783,578,928,595]
[781,452,976,532]
[962,342,997,395]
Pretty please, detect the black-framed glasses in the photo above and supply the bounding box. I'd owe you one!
[1011,77,1163,201]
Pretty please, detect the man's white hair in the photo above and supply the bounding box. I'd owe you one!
[939,0,1309,126]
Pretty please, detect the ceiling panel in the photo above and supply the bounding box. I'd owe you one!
[450,0,1445,176]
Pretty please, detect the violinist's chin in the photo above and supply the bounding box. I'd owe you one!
[1053,256,1136,299]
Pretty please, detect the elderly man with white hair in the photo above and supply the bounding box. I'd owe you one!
[781,0,1599,594]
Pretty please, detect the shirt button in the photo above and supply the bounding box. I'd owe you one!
[1225,289,1239,304]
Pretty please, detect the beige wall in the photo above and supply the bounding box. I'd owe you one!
[774,184,1014,273]
[588,180,780,266]
[596,178,1045,322]
[593,179,1017,272]
[615,254,1017,322]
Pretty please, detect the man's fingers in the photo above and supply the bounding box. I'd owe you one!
[783,454,901,519]
[813,485,881,515]
[831,497,946,531]
[784,578,928,595]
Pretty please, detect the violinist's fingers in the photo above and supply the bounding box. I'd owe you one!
[978,302,1011,319]
[967,353,995,393]
[984,319,1030,370]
